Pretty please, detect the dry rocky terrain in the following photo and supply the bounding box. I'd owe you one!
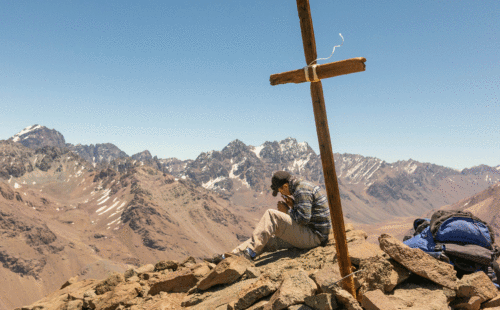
[16,224,500,310]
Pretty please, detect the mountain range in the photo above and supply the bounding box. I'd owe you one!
[1,124,499,309]
[9,125,500,223]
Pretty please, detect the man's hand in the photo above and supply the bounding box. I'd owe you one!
[277,201,289,213]
[282,195,294,208]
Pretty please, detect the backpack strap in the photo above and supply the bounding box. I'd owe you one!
[403,218,430,241]
[442,243,494,266]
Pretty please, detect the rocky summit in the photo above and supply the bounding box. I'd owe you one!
[16,224,500,310]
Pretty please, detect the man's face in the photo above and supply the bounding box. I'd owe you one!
[278,183,291,196]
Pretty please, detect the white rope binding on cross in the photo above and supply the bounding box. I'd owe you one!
[304,33,344,83]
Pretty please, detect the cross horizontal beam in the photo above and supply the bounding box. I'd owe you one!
[270,57,366,86]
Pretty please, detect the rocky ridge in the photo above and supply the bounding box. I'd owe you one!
[7,126,500,224]
[17,224,500,310]
[177,137,500,223]
[8,125,128,165]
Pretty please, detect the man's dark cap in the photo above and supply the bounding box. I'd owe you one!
[271,171,291,196]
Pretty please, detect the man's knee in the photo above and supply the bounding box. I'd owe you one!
[264,208,284,221]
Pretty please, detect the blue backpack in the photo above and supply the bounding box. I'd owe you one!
[403,210,500,285]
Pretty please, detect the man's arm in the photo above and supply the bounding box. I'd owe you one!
[288,190,312,225]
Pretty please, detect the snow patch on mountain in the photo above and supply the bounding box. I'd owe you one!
[291,154,311,172]
[252,145,264,158]
[202,176,226,190]
[404,161,418,174]
[11,125,42,142]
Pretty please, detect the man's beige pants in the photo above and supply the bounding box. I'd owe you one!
[231,209,321,255]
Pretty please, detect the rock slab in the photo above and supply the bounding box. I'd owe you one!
[264,270,317,310]
[378,234,458,289]
[228,271,281,310]
[304,293,336,310]
[358,255,410,293]
[361,289,397,310]
[148,269,198,295]
[197,255,254,291]
[456,271,498,302]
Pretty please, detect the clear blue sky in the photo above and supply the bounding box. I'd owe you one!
[1,1,498,170]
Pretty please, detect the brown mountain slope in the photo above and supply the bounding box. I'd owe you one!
[0,142,255,310]
[443,181,500,239]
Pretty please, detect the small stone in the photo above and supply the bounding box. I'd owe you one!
[196,255,254,291]
[457,271,498,302]
[134,264,154,274]
[449,296,482,310]
[361,289,397,310]
[310,263,342,293]
[265,270,317,310]
[358,255,410,293]
[64,299,83,310]
[230,271,282,310]
[483,294,500,308]
[347,242,384,266]
[60,276,79,290]
[181,256,197,268]
[126,275,140,283]
[124,268,137,279]
[287,305,314,310]
[154,260,179,271]
[346,230,368,243]
[190,263,211,279]
[304,293,336,310]
[94,273,124,295]
[332,287,363,310]
[244,267,261,279]
[148,269,198,295]
[83,290,96,298]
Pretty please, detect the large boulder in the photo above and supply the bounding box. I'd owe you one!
[196,255,254,291]
[148,269,198,295]
[346,241,384,266]
[378,234,458,289]
[358,255,410,293]
[228,270,282,310]
[87,282,141,310]
[264,270,317,310]
[184,278,258,310]
[309,263,342,293]
[456,271,498,302]
[304,293,337,310]
[383,280,450,310]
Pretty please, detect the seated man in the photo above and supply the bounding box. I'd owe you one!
[230,170,332,260]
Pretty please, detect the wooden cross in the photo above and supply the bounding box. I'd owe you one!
[270,0,366,297]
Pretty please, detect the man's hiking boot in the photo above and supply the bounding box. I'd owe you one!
[204,248,256,264]
[203,253,226,265]
[234,247,256,261]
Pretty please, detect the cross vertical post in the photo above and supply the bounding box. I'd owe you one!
[270,0,367,297]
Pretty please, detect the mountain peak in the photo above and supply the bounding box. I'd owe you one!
[131,150,153,162]
[10,124,44,142]
[9,125,66,149]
